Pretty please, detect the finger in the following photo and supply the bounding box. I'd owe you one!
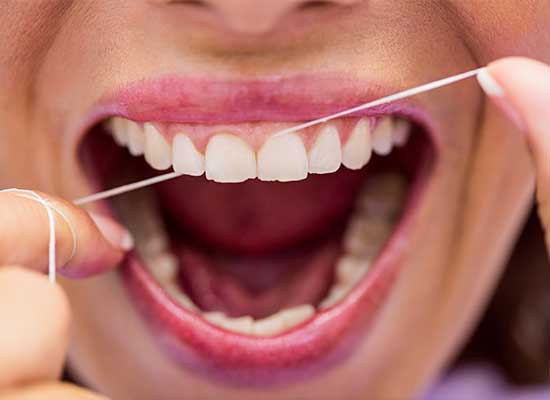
[0,190,133,278]
[0,268,69,388]
[0,382,107,400]
[478,57,550,251]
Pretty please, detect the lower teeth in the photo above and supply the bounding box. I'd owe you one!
[114,173,407,337]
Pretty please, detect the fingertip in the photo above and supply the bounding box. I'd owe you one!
[88,211,134,252]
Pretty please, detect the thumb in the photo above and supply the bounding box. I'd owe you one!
[477,57,550,253]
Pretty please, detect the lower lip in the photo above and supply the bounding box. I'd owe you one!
[119,158,431,386]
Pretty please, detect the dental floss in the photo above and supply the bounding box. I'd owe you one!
[1,68,487,284]
[0,189,77,284]
[73,67,486,206]
[74,171,184,206]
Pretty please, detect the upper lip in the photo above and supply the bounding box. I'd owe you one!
[78,73,435,146]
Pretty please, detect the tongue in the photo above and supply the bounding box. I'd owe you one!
[175,241,338,319]
[155,169,368,317]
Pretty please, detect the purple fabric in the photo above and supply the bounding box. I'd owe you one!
[423,365,550,400]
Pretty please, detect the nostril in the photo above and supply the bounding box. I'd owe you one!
[184,0,206,6]
[298,1,332,10]
[167,0,208,7]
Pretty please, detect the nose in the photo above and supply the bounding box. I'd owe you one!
[185,0,361,34]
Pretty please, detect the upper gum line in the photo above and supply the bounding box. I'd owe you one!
[105,115,412,182]
[132,118,376,153]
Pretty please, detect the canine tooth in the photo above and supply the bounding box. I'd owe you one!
[393,119,411,147]
[144,123,172,170]
[258,133,308,182]
[252,305,315,337]
[308,124,342,174]
[165,283,198,312]
[205,134,256,183]
[319,286,348,310]
[127,121,145,156]
[342,118,372,170]
[372,117,394,156]
[336,256,369,286]
[172,134,205,176]
[109,117,129,146]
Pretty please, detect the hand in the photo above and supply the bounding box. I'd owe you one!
[0,191,132,398]
[478,57,550,255]
[0,190,132,276]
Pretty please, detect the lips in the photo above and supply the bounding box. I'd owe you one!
[78,75,435,385]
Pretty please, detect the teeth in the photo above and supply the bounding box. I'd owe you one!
[372,117,394,156]
[109,117,129,146]
[342,118,372,170]
[335,255,370,287]
[320,254,378,310]
[319,286,348,310]
[357,173,408,218]
[149,253,178,282]
[258,133,308,182]
[144,123,172,170]
[108,116,411,182]
[205,134,257,183]
[343,218,392,258]
[308,123,342,174]
[393,118,411,147]
[203,305,315,337]
[253,305,315,336]
[204,312,254,335]
[165,282,199,313]
[172,133,205,176]
[127,121,145,156]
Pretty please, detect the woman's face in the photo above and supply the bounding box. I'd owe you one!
[1,1,549,399]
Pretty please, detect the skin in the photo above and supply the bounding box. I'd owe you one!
[0,1,548,399]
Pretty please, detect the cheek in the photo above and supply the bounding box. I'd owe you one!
[450,0,550,63]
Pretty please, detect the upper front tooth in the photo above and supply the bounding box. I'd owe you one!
[393,118,411,147]
[372,117,394,156]
[127,121,145,156]
[342,118,372,170]
[308,123,342,174]
[205,134,257,183]
[258,133,308,182]
[172,133,205,176]
[144,123,172,170]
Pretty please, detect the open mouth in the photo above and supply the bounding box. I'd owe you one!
[79,86,435,384]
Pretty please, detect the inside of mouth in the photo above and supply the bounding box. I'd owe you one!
[80,117,433,335]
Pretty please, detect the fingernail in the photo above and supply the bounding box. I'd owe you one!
[477,68,526,131]
[89,212,134,251]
